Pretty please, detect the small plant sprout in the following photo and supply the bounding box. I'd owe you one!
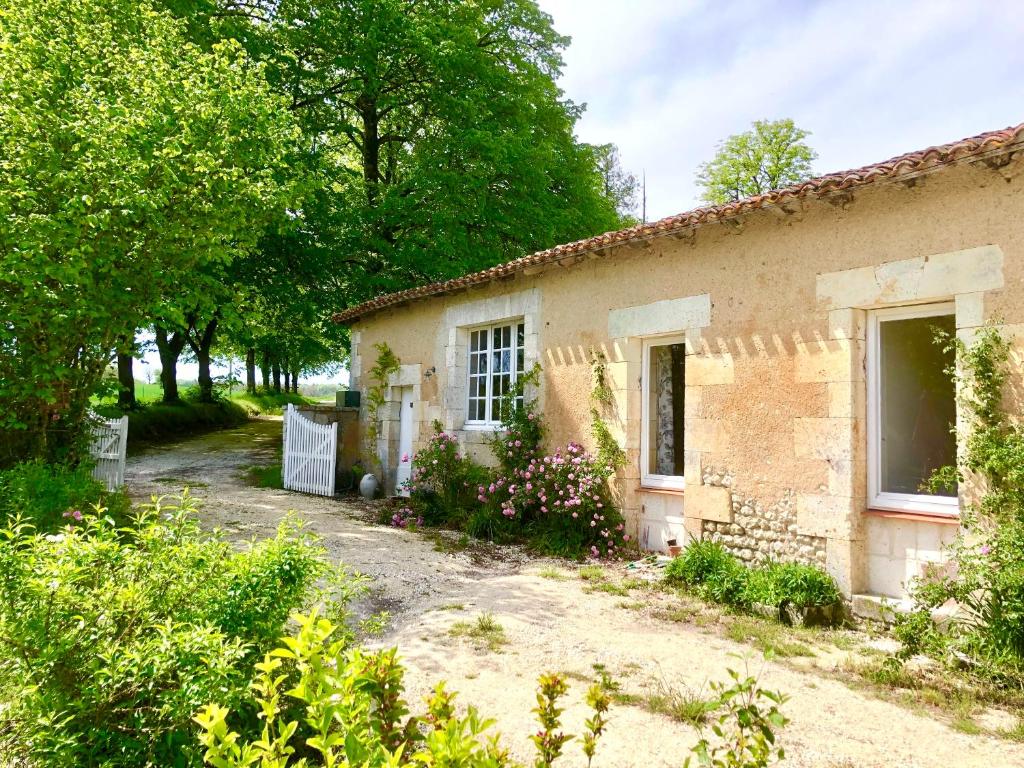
[531,673,572,768]
[582,682,611,768]
[685,657,789,768]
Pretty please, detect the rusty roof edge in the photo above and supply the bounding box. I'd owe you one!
[334,123,1024,325]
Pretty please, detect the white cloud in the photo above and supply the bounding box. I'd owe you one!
[540,0,1024,219]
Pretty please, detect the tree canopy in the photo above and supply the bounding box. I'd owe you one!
[0,0,300,462]
[696,118,817,205]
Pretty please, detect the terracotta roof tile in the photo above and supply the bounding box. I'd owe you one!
[333,122,1024,324]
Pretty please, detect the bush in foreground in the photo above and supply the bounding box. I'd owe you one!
[0,458,131,531]
[0,492,335,767]
[197,611,612,768]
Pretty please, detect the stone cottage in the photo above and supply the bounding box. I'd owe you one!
[334,122,1024,608]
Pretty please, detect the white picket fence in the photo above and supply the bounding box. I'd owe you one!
[89,414,128,491]
[282,404,337,497]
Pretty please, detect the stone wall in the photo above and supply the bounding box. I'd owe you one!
[700,466,827,566]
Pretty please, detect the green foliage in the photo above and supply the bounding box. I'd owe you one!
[97,398,249,444]
[232,390,312,417]
[365,343,401,464]
[0,0,300,465]
[196,613,610,768]
[490,363,546,477]
[404,423,490,527]
[696,118,816,205]
[666,543,840,615]
[903,325,1024,684]
[665,540,741,590]
[0,493,333,766]
[0,459,131,532]
[684,662,789,768]
[743,562,841,609]
[590,353,627,472]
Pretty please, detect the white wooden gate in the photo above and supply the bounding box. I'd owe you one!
[89,414,128,491]
[282,404,337,497]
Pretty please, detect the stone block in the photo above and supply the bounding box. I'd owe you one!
[955,292,986,329]
[793,417,854,461]
[608,293,711,338]
[794,339,863,383]
[816,245,1004,310]
[686,354,735,386]
[686,484,732,524]
[826,537,867,597]
[684,418,730,454]
[796,494,859,539]
[826,381,865,419]
[828,308,866,341]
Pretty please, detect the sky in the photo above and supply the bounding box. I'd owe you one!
[539,0,1024,220]
[148,0,1024,387]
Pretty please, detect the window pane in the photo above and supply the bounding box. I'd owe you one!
[478,352,487,374]
[646,343,686,477]
[879,314,957,496]
[517,323,525,346]
[516,349,524,375]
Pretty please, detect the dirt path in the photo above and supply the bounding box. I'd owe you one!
[125,421,1021,768]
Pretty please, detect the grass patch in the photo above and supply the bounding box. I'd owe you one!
[999,718,1024,741]
[578,565,606,581]
[538,567,569,580]
[434,603,466,612]
[231,390,311,416]
[725,616,815,658]
[588,581,630,597]
[642,679,717,725]
[425,529,472,554]
[448,613,508,653]
[244,464,282,489]
[96,398,249,446]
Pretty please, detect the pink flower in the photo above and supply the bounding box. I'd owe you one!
[623,534,631,542]
[401,453,410,463]
[980,545,991,555]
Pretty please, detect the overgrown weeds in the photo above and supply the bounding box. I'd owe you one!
[449,612,509,653]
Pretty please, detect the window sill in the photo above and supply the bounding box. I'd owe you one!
[461,423,502,432]
[864,508,960,525]
[637,485,685,497]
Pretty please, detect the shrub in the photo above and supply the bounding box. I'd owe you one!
[0,458,131,531]
[0,492,336,767]
[97,398,249,443]
[901,326,1024,684]
[404,423,489,526]
[479,441,629,558]
[665,540,738,587]
[744,561,841,608]
[196,612,611,768]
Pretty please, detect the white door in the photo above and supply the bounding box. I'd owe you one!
[395,387,414,496]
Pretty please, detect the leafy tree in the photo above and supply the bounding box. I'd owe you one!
[696,118,817,205]
[263,0,623,304]
[594,143,639,224]
[0,0,300,462]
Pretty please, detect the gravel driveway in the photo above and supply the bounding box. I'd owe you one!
[124,420,1022,768]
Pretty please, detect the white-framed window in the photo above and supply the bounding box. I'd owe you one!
[466,321,525,426]
[867,303,958,516]
[641,335,687,490]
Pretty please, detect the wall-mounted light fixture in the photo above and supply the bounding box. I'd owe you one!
[424,366,436,379]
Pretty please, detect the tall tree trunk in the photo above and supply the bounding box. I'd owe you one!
[272,359,281,393]
[154,325,187,403]
[246,347,257,395]
[358,94,380,205]
[260,348,270,391]
[116,335,136,409]
[283,368,291,393]
[291,369,299,394]
[186,315,219,404]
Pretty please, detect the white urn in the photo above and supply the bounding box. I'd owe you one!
[359,473,380,499]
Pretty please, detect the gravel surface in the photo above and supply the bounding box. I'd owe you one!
[124,420,1023,768]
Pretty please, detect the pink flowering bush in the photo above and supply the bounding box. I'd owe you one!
[489,364,545,477]
[479,442,628,559]
[400,422,488,526]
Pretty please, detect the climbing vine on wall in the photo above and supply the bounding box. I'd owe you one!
[897,324,1024,683]
[364,342,401,465]
[590,352,626,471]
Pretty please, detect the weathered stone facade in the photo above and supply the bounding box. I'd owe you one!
[700,467,827,566]
[343,127,1024,603]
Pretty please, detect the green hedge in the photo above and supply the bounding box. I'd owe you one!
[96,398,249,445]
[664,540,840,610]
[0,459,131,531]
